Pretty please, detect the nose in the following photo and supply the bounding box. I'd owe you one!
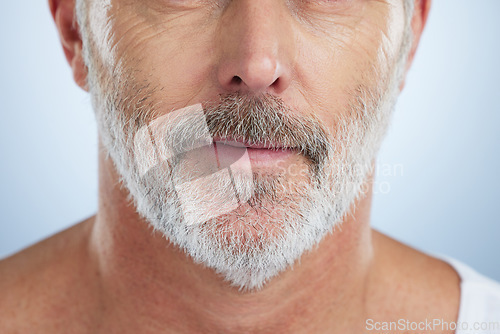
[215,0,294,95]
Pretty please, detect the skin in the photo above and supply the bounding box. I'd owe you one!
[0,0,462,333]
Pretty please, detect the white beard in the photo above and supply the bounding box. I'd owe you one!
[79,5,411,291]
[91,93,399,291]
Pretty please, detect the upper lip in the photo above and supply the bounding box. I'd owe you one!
[212,137,290,150]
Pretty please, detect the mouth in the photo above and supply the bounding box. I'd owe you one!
[212,137,297,167]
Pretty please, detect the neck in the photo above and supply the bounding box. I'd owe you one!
[89,143,376,333]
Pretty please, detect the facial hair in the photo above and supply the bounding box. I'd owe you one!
[77,1,412,291]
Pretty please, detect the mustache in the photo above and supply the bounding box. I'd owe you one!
[204,93,331,162]
[133,93,332,175]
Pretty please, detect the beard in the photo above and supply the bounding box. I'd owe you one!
[78,6,411,291]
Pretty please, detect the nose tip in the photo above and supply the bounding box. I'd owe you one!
[218,54,289,94]
[215,0,293,96]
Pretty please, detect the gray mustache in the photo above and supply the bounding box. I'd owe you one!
[204,93,331,168]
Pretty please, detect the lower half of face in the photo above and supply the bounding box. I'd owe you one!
[79,0,410,290]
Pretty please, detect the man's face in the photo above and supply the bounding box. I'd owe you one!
[77,0,411,290]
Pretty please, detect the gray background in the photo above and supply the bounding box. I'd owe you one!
[1,0,499,280]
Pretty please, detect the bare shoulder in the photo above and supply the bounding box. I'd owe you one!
[0,216,98,333]
[369,230,461,332]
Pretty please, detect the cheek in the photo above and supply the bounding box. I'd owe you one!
[90,1,216,109]
[136,32,216,104]
[294,5,405,127]
[293,32,377,128]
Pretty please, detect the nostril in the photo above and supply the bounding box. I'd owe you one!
[231,76,243,85]
[272,77,280,87]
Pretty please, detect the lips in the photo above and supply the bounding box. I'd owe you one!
[211,137,296,169]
